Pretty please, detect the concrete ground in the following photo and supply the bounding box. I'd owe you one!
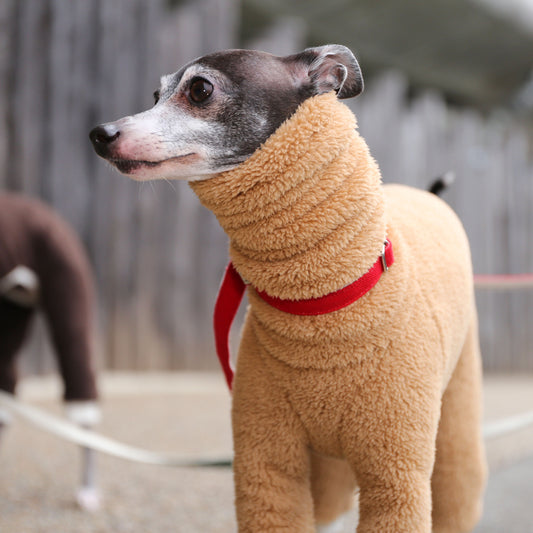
[1,372,532,532]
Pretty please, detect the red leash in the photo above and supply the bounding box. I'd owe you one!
[213,262,247,390]
[214,240,394,390]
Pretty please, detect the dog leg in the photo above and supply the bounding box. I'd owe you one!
[310,452,356,528]
[0,414,11,446]
[0,299,33,445]
[356,468,433,532]
[344,367,441,532]
[233,394,314,532]
[431,311,487,533]
[76,446,100,511]
[232,324,315,532]
[0,299,34,396]
[0,301,28,464]
[65,402,102,511]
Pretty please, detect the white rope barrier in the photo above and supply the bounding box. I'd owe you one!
[483,410,533,440]
[0,390,231,467]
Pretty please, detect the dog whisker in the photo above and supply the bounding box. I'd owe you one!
[163,178,178,193]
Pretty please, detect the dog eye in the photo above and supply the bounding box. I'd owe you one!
[153,90,160,104]
[189,78,213,103]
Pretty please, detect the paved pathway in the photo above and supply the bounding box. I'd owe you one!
[473,455,533,533]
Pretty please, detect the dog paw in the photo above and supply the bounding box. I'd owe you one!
[316,512,349,533]
[76,486,101,512]
[65,401,102,427]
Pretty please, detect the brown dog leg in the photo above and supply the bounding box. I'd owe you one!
[0,299,34,395]
[431,312,487,533]
[0,300,34,446]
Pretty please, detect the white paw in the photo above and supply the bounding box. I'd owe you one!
[0,407,13,426]
[317,514,347,533]
[76,486,101,512]
[65,401,102,427]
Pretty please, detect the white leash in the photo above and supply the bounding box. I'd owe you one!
[0,390,232,467]
[1,389,532,466]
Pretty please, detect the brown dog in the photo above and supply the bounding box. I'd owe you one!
[91,45,487,532]
[0,192,101,509]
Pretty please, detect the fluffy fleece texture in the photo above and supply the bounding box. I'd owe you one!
[191,92,487,533]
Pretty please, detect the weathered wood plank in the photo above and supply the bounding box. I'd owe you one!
[2,2,532,374]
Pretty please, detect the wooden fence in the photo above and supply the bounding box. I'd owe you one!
[0,0,532,376]
[349,76,533,372]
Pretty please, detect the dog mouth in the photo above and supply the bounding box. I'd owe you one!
[110,153,197,174]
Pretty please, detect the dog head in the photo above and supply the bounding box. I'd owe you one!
[90,45,363,181]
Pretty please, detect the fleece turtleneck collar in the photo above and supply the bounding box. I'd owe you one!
[190,92,386,300]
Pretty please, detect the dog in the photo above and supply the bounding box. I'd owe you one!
[90,45,487,533]
[0,193,101,510]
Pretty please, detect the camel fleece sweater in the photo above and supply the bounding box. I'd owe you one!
[191,93,486,533]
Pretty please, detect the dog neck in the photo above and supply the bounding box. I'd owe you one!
[191,93,386,300]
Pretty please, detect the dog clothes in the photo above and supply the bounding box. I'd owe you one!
[0,193,98,403]
[191,92,486,533]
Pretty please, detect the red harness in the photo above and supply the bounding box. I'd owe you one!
[214,240,394,390]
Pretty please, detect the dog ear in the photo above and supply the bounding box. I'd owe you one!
[286,44,364,99]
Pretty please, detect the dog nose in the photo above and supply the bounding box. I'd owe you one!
[89,124,120,156]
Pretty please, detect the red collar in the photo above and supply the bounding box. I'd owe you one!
[214,239,394,390]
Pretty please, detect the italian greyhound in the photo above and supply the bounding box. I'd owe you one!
[90,46,485,533]
[91,45,361,533]
[89,45,362,182]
